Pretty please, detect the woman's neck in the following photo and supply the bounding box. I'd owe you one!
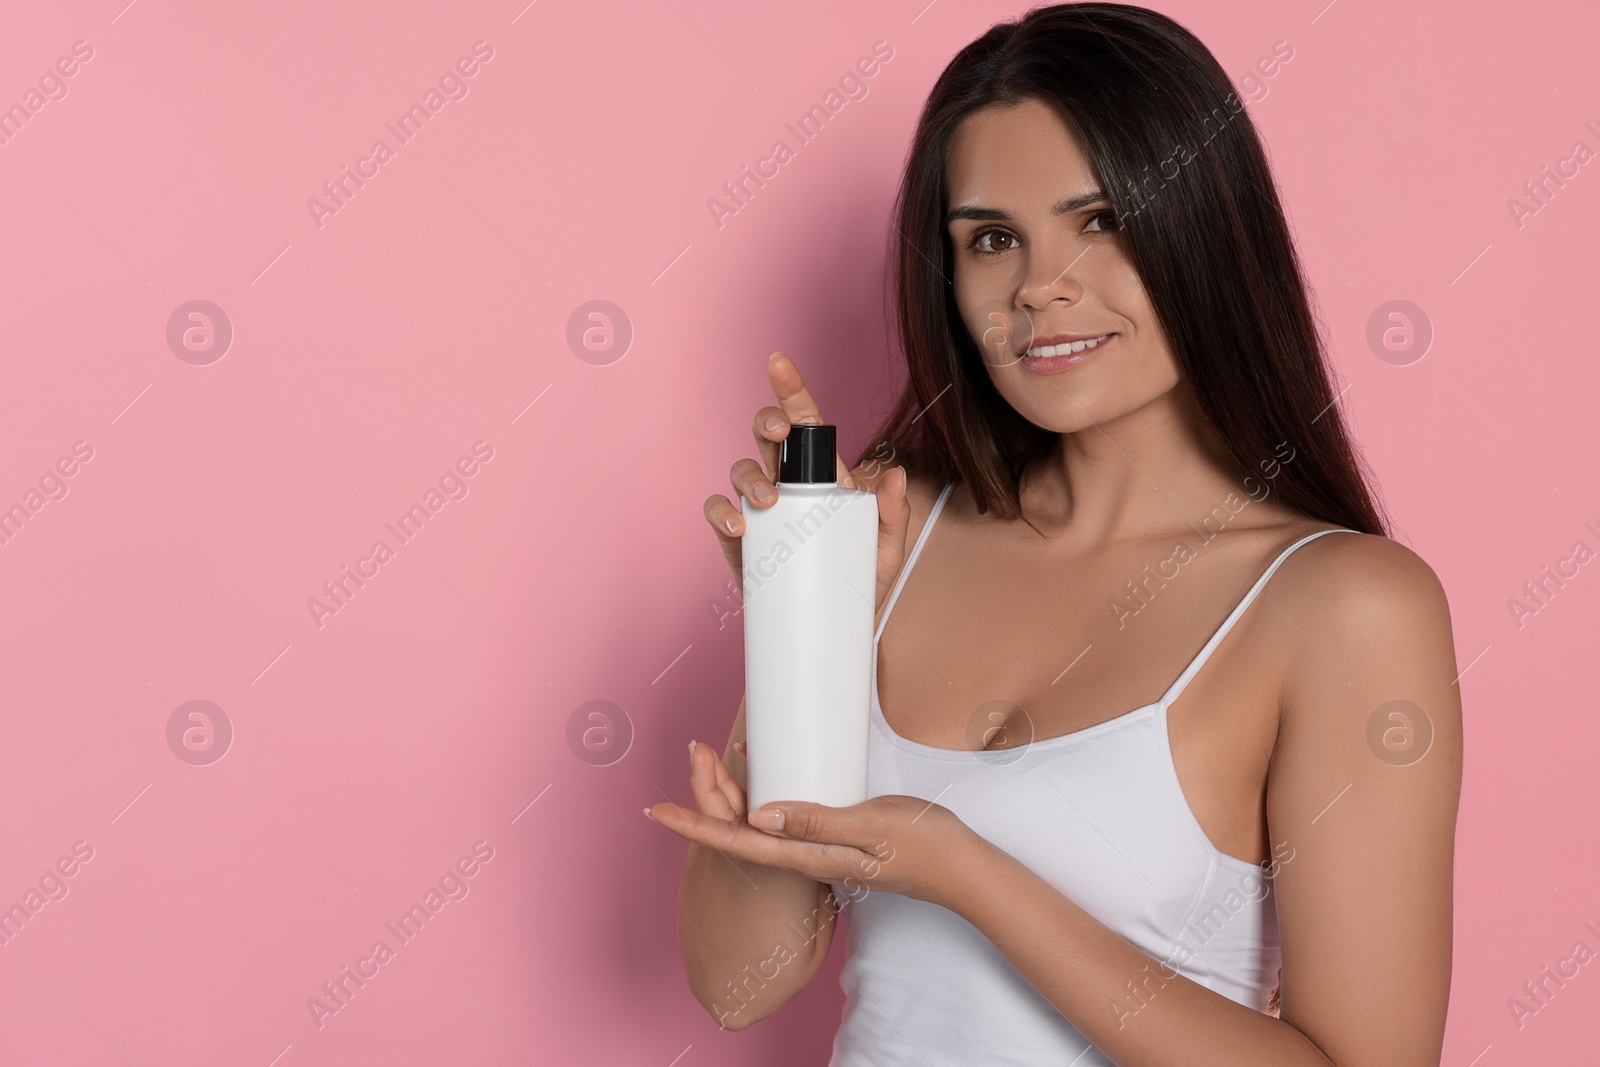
[1017,384,1261,547]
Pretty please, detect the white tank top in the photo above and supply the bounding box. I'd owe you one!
[826,480,1357,1066]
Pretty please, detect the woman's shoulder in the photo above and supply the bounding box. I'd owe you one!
[1264,522,1462,817]
[1273,523,1448,611]
[1266,521,1455,662]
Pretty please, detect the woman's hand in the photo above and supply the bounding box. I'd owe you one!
[703,351,913,629]
[647,772,981,911]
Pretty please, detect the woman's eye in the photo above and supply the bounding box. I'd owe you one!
[965,211,1118,256]
[1084,208,1121,233]
[968,230,1016,256]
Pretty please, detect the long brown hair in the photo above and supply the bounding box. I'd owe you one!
[854,2,1389,536]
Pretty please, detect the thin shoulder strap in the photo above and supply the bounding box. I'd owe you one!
[1158,527,1360,708]
[875,480,958,642]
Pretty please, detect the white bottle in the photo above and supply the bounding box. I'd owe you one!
[741,424,878,812]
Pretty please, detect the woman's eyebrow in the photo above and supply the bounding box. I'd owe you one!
[944,189,1109,225]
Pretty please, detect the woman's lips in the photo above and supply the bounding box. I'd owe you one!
[1019,333,1115,374]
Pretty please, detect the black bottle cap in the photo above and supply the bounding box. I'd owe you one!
[778,424,837,484]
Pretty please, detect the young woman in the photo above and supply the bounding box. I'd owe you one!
[647,4,1462,1064]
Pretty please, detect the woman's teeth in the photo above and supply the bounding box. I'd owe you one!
[1025,334,1110,358]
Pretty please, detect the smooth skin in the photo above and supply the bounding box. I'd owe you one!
[649,98,1461,1066]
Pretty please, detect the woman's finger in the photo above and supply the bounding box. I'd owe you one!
[709,743,748,819]
[767,351,824,428]
[647,798,740,852]
[729,456,778,519]
[847,441,901,492]
[688,741,738,822]
[702,493,744,584]
[751,405,789,484]
[646,802,868,882]
[767,352,857,489]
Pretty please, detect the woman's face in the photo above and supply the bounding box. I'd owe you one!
[945,97,1183,433]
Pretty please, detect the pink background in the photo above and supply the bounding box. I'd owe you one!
[1,0,1596,1063]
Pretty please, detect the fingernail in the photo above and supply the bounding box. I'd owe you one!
[769,351,783,362]
[764,414,786,433]
[755,483,776,504]
[688,739,696,769]
[642,806,655,821]
[724,513,739,534]
[751,807,784,831]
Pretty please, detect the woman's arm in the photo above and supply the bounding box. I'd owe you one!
[666,694,842,1030]
[936,534,1462,1065]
